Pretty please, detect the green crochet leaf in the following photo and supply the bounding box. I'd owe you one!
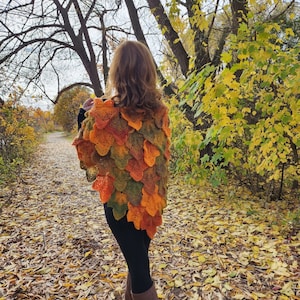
[126,132,144,160]
[111,168,131,192]
[124,179,143,206]
[110,143,132,170]
[107,191,128,220]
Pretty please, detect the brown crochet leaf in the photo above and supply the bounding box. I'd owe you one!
[124,179,143,206]
[141,167,160,194]
[153,106,171,138]
[140,212,162,239]
[106,116,129,145]
[143,140,160,167]
[126,132,144,161]
[89,99,118,129]
[110,143,132,170]
[107,191,128,220]
[125,158,148,182]
[95,156,115,176]
[121,108,145,130]
[72,139,96,168]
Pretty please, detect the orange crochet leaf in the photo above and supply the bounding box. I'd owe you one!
[91,129,114,156]
[126,132,144,161]
[110,143,132,170]
[73,139,96,168]
[141,185,166,217]
[107,191,128,220]
[124,179,143,206]
[143,140,160,167]
[127,203,145,230]
[89,98,118,129]
[106,116,129,145]
[125,158,148,181]
[92,174,115,203]
[121,108,145,130]
[141,167,160,194]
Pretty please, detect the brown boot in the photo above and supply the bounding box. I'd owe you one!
[132,283,158,300]
[125,273,133,300]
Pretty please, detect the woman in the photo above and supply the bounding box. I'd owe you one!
[73,40,170,300]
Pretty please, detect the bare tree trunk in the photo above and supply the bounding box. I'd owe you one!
[124,0,174,95]
[146,0,190,77]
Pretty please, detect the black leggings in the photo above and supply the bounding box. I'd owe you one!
[104,204,153,293]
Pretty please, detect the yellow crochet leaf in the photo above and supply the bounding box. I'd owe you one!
[143,140,160,167]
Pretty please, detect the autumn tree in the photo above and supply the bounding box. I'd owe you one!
[53,86,91,132]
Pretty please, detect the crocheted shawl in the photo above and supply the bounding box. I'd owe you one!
[73,98,171,238]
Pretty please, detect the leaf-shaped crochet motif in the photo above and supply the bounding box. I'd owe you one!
[124,179,143,206]
[140,212,162,239]
[127,203,145,230]
[143,140,160,167]
[107,191,128,220]
[126,132,144,161]
[153,106,171,138]
[125,158,148,182]
[111,168,131,192]
[92,174,115,203]
[95,156,115,176]
[92,129,114,156]
[110,143,132,170]
[121,108,145,130]
[89,98,118,129]
[106,116,129,145]
[141,167,160,194]
[141,185,166,217]
[72,139,96,168]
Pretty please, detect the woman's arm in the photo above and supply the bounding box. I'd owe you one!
[77,98,94,130]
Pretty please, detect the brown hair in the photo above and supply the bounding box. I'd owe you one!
[105,40,162,111]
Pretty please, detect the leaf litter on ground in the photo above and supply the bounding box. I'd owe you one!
[0,132,299,299]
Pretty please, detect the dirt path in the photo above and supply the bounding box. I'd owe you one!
[0,132,299,300]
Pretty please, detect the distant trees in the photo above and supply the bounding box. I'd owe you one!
[53,86,90,132]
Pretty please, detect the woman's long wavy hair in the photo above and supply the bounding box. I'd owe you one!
[105,40,162,111]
